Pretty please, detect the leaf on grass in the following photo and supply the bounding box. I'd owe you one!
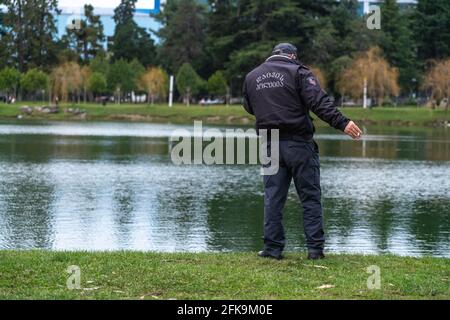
[113,290,125,294]
[302,264,328,269]
[83,286,101,291]
[139,292,163,300]
[316,284,335,289]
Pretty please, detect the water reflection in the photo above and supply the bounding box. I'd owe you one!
[0,121,448,256]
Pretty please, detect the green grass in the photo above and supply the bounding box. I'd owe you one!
[0,102,449,126]
[0,251,448,300]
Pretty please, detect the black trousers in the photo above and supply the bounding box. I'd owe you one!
[263,139,324,255]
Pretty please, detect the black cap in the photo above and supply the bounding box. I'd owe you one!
[272,43,298,56]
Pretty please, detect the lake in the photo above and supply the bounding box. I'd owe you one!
[0,121,449,257]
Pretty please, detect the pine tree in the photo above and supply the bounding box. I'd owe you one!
[64,4,105,63]
[414,0,450,61]
[111,0,157,66]
[155,0,208,75]
[380,0,418,93]
[0,0,60,72]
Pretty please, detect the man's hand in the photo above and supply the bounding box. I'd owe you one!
[344,121,363,140]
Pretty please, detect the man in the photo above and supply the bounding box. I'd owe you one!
[243,43,362,260]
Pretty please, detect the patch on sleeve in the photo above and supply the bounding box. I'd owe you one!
[307,77,317,86]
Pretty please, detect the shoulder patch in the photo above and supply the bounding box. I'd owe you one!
[307,77,317,86]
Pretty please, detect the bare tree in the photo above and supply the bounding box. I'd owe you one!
[337,47,400,106]
[139,67,168,105]
[422,59,450,110]
[51,62,82,103]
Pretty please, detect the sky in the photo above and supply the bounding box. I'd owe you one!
[58,0,162,15]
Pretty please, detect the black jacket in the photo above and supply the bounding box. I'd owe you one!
[243,55,350,139]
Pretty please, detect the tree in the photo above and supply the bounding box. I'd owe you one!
[51,62,82,102]
[337,47,400,106]
[90,54,110,76]
[176,63,202,106]
[379,0,418,93]
[111,0,156,66]
[414,0,450,61]
[80,66,92,103]
[204,0,238,73]
[88,72,107,98]
[0,0,60,72]
[156,0,208,75]
[129,59,145,92]
[422,59,450,109]
[20,68,49,101]
[0,4,7,69]
[207,70,228,102]
[328,0,381,95]
[208,0,340,94]
[222,0,304,85]
[0,67,21,99]
[139,67,168,105]
[107,59,136,104]
[64,4,105,63]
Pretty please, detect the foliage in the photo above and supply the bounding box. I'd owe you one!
[0,67,21,95]
[176,63,203,106]
[139,67,169,104]
[128,58,145,91]
[88,72,107,96]
[64,4,105,63]
[1,0,449,103]
[337,47,400,105]
[207,71,228,97]
[156,0,207,75]
[20,68,49,94]
[89,54,110,76]
[414,0,450,61]
[0,0,60,71]
[107,59,136,103]
[51,62,82,102]
[111,0,156,66]
[422,59,450,106]
[379,0,418,93]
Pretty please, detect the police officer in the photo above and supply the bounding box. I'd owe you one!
[243,43,362,260]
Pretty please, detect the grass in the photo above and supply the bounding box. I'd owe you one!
[0,102,449,127]
[0,251,448,300]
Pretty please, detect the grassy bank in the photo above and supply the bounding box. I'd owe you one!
[0,102,449,127]
[0,251,448,300]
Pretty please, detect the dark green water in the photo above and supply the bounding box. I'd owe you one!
[0,121,449,257]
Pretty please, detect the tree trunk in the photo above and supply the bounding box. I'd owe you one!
[17,1,24,73]
[186,90,191,107]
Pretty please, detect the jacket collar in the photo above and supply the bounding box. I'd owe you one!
[266,55,300,65]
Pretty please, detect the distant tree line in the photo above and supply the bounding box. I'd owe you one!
[0,0,449,107]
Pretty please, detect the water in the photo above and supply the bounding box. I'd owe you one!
[0,121,449,257]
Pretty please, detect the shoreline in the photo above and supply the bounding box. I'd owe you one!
[0,103,449,128]
[0,251,448,300]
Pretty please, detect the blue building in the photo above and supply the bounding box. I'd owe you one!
[54,0,417,40]
[56,0,163,40]
[358,0,417,15]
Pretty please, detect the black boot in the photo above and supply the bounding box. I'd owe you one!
[307,251,325,260]
[258,250,283,260]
